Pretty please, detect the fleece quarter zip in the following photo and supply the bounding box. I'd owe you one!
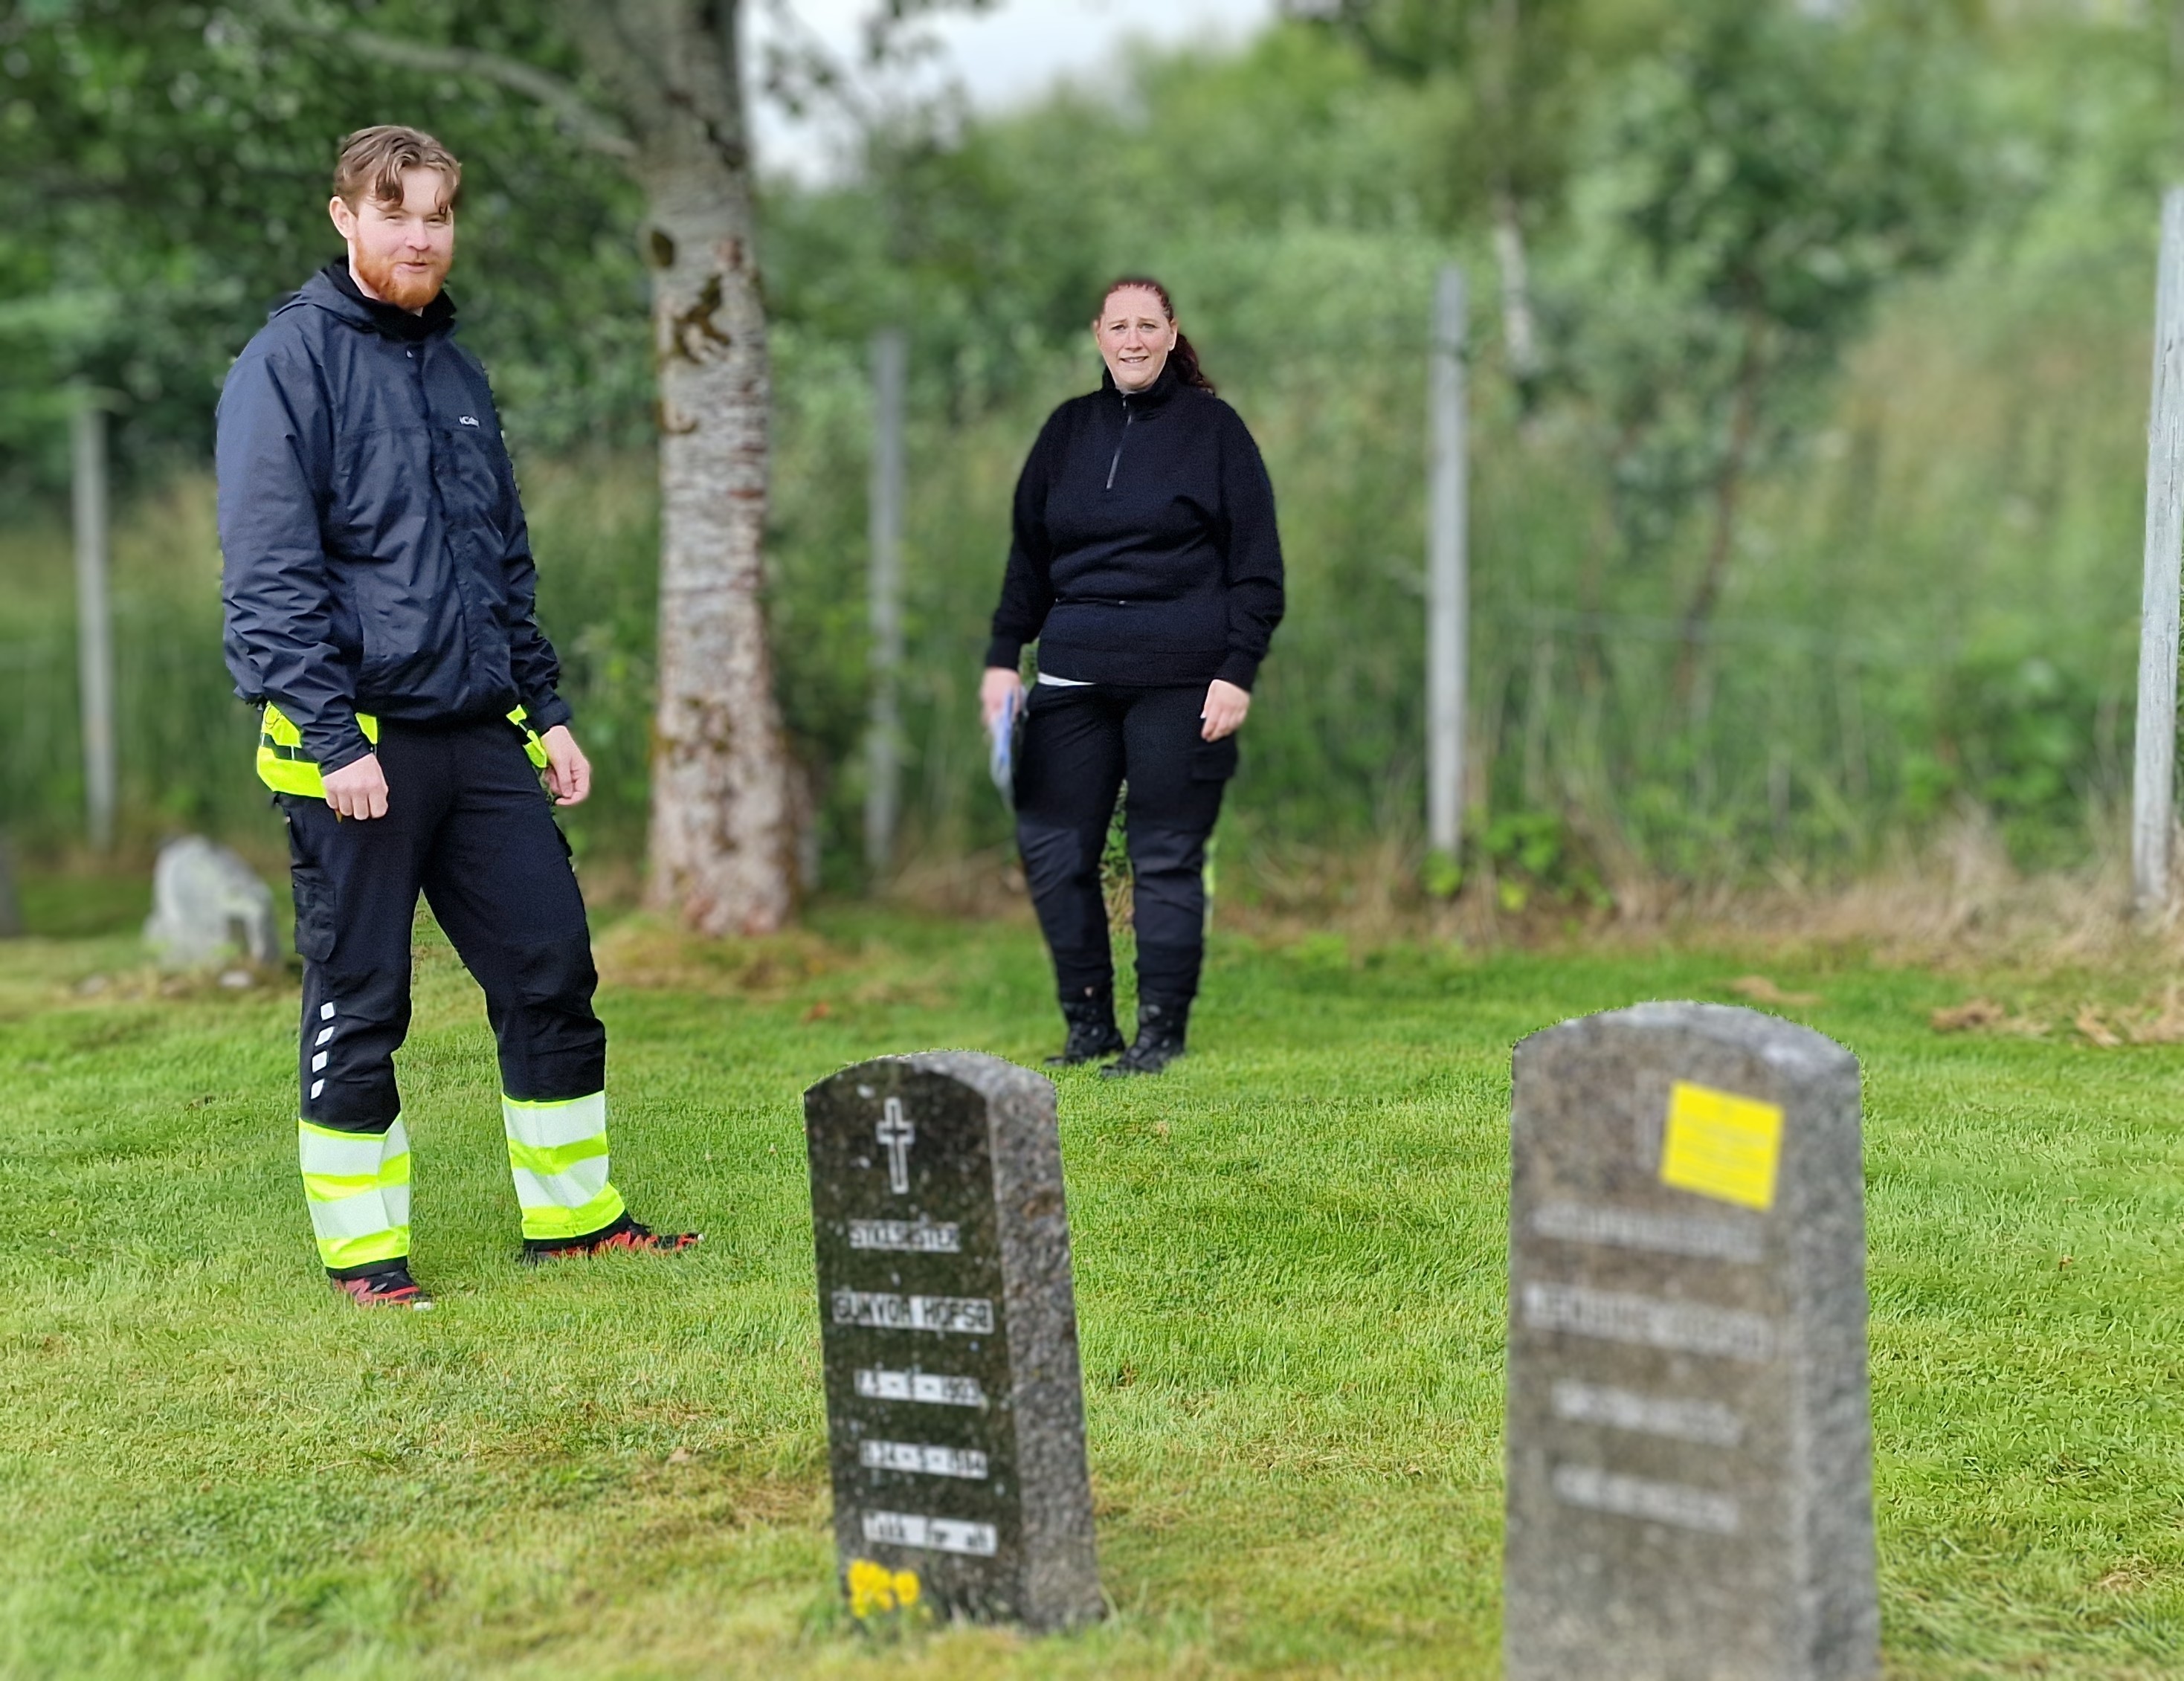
[985,361,1285,691]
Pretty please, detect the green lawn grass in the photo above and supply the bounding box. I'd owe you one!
[1,905,2180,1678]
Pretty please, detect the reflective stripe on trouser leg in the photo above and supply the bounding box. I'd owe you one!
[299,1117,411,1271]
[503,1091,624,1242]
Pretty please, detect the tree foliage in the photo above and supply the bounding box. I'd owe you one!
[3,0,2177,883]
[1541,3,1974,671]
[0,0,648,499]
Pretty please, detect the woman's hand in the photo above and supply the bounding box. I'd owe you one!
[982,666,1025,731]
[1201,678,1251,741]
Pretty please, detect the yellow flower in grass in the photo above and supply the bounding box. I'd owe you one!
[846,1558,922,1618]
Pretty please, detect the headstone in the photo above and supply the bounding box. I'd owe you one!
[804,1052,1102,1630]
[143,836,281,969]
[1504,1002,1877,1681]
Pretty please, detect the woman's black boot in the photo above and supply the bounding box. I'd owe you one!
[1046,991,1125,1067]
[1101,994,1191,1077]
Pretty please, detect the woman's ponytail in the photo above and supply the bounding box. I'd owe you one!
[1101,277,1216,394]
[1167,329,1214,395]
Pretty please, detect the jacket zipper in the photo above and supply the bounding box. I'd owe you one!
[1105,397,1133,490]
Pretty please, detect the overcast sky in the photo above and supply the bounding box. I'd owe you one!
[750,0,1279,178]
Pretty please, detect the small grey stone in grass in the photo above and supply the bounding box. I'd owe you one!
[1504,1002,1877,1681]
[805,1051,1102,1630]
[144,837,280,969]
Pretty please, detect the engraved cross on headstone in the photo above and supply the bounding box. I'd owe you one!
[876,1097,914,1195]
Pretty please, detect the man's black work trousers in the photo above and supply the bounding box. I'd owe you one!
[282,717,622,1274]
[1013,681,1236,1007]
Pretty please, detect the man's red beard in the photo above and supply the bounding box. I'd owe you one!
[352,245,450,311]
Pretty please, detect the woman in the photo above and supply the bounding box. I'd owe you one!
[982,277,1284,1076]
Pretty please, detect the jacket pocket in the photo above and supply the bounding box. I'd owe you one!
[1190,735,1240,783]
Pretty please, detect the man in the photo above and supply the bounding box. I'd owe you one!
[218,125,697,1310]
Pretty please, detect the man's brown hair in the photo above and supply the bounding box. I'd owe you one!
[332,125,462,210]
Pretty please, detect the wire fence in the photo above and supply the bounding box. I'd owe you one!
[0,581,2122,891]
[0,602,260,851]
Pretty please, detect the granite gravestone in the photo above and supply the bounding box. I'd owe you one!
[1504,1002,1877,1681]
[143,836,280,968]
[805,1052,1101,1630]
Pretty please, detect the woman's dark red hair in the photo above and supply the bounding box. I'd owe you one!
[1099,277,1215,394]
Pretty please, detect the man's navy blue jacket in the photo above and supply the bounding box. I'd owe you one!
[985,360,1284,691]
[217,263,571,777]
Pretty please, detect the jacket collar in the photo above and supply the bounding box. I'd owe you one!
[1100,357,1183,410]
[291,258,458,343]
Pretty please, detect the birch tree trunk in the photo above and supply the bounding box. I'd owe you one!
[560,0,796,935]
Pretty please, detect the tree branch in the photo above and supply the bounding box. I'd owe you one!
[255,1,637,160]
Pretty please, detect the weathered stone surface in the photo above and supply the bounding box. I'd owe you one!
[1504,1002,1876,1681]
[804,1052,1101,1630]
[143,836,280,969]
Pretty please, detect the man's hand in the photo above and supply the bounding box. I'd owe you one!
[541,724,591,807]
[981,665,1025,731]
[1201,679,1252,741]
[323,753,390,820]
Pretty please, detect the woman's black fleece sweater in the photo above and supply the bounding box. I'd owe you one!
[984,361,1285,690]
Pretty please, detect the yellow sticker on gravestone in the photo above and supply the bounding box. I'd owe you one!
[1660,1080,1783,1210]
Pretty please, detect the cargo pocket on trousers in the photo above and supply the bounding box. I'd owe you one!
[1190,735,1240,783]
[289,865,337,963]
[281,802,338,964]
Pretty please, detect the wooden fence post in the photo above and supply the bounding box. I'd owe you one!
[2133,189,2184,920]
[1428,265,1469,866]
[72,396,115,854]
[865,329,906,879]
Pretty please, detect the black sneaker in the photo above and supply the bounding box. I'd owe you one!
[524,1215,703,1265]
[331,1266,434,1311]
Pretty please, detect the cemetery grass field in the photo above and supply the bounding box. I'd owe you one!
[1,897,2180,1679]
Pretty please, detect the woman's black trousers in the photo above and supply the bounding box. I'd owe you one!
[1013,681,1237,1007]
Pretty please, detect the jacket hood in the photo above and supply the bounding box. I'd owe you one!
[279,261,457,343]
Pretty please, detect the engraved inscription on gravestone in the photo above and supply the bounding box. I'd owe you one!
[1504,1003,1878,1681]
[805,1052,1102,1630]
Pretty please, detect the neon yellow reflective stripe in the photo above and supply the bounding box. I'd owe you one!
[298,1117,409,1269]
[309,1190,406,1244]
[503,1091,608,1150]
[501,1091,621,1241]
[302,1151,410,1204]
[506,706,549,769]
[320,1228,410,1270]
[505,1135,607,1179]
[517,1184,625,1244]
[257,705,379,796]
[303,1172,379,1200]
[512,1155,611,1213]
[300,1119,396,1175]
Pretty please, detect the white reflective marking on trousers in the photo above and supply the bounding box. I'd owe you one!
[511,1154,612,1214]
[501,1091,608,1152]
